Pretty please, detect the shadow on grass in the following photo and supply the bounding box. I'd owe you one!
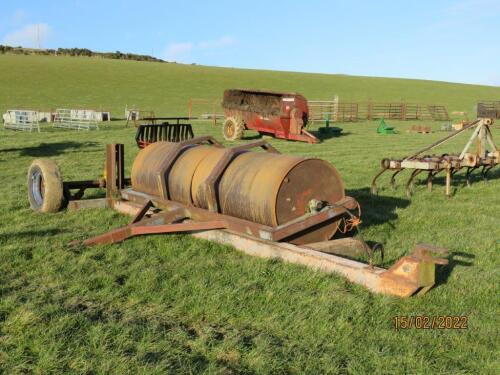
[311,130,352,141]
[242,134,262,141]
[405,167,500,196]
[346,187,410,229]
[238,130,352,142]
[0,228,65,242]
[435,251,475,286]
[1,141,99,157]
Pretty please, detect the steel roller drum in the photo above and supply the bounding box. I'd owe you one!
[131,141,345,243]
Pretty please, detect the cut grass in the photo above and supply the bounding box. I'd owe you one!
[0,55,499,374]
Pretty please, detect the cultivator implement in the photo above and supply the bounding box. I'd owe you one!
[135,117,194,148]
[27,137,449,297]
[372,118,499,197]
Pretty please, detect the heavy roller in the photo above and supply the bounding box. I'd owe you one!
[131,140,345,244]
[27,136,448,297]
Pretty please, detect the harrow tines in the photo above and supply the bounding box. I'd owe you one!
[372,118,499,197]
[135,121,195,148]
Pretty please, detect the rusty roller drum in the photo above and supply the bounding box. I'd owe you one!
[131,142,345,244]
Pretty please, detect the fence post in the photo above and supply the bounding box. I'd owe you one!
[213,99,217,126]
[333,95,339,122]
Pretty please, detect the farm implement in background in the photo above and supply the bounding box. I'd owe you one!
[135,117,194,148]
[408,125,432,134]
[371,118,499,197]
[477,100,500,119]
[27,137,448,297]
[221,89,318,143]
[125,106,155,127]
[377,118,396,134]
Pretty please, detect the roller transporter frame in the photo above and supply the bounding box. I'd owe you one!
[28,137,448,298]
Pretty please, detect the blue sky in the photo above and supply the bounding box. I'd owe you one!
[0,0,499,86]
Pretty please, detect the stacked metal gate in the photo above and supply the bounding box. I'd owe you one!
[53,109,99,130]
[308,101,449,123]
[2,110,41,132]
[477,101,500,119]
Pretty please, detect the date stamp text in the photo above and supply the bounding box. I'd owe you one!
[392,315,468,330]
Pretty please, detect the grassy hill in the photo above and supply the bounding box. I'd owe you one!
[0,54,499,374]
[1,54,499,116]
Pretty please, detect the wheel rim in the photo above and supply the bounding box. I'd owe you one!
[31,169,44,206]
[226,122,234,137]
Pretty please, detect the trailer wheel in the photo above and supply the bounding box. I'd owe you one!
[223,117,245,141]
[27,159,64,213]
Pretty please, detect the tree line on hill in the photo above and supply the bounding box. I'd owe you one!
[0,45,165,63]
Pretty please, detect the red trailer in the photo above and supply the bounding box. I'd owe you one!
[221,89,318,143]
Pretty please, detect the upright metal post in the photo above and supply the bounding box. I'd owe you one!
[117,144,125,190]
[106,144,125,206]
[445,167,452,197]
[106,144,117,202]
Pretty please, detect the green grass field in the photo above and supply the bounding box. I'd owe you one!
[0,54,499,374]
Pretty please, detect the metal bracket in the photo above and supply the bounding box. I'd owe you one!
[105,144,125,204]
[130,200,154,224]
[156,136,223,200]
[379,244,449,296]
[200,140,280,213]
[269,197,357,241]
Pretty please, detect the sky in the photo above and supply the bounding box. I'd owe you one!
[0,0,499,86]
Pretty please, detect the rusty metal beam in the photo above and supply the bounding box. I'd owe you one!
[191,230,448,297]
[73,219,226,247]
[67,198,107,211]
[303,237,370,258]
[404,119,479,160]
[96,198,448,297]
[120,189,357,242]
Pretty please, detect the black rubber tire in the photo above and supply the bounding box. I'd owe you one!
[222,117,245,141]
[27,159,64,213]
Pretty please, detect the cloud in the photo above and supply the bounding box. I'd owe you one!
[163,42,193,60]
[11,10,27,25]
[484,75,500,87]
[198,36,235,49]
[2,23,51,48]
[163,36,235,62]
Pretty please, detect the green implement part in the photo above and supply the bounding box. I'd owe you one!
[377,118,396,134]
[318,114,343,137]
